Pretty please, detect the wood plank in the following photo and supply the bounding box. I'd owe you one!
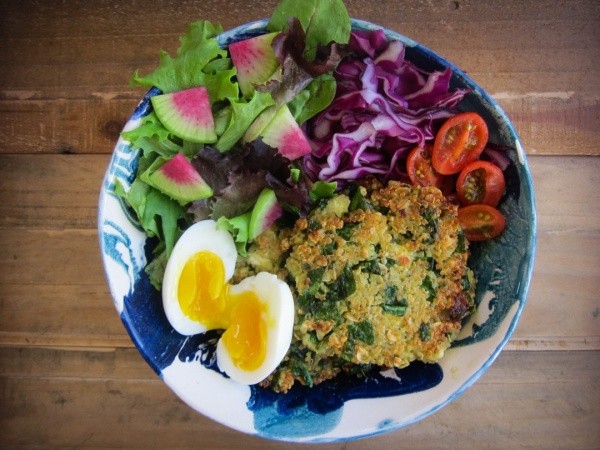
[0,1,598,155]
[1,2,596,448]
[0,154,109,229]
[0,346,157,381]
[0,229,105,286]
[0,347,155,380]
[512,231,600,348]
[4,19,599,67]
[0,378,337,449]
[0,284,131,348]
[2,154,598,232]
[2,93,597,156]
[530,156,600,233]
[2,0,598,40]
[2,69,597,101]
[0,155,598,350]
[2,346,597,388]
[3,0,598,83]
[0,0,279,39]
[0,98,133,155]
[3,227,595,350]
[1,349,598,448]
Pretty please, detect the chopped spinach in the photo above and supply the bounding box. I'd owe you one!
[422,274,437,302]
[385,257,397,268]
[425,256,437,271]
[296,292,313,311]
[344,363,375,378]
[284,273,296,288]
[383,285,398,303]
[307,330,319,344]
[419,323,431,341]
[455,230,467,253]
[422,207,439,243]
[313,300,342,322]
[462,272,472,291]
[288,340,310,360]
[298,292,341,322]
[382,303,407,316]
[414,250,427,260]
[381,284,408,316]
[376,205,390,215]
[348,320,375,345]
[382,294,408,315]
[322,241,337,255]
[343,320,375,360]
[326,264,356,301]
[307,267,325,295]
[360,258,381,275]
[307,217,320,232]
[291,362,314,387]
[349,186,372,211]
[337,221,358,240]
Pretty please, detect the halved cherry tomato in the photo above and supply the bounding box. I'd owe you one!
[407,144,447,189]
[457,204,506,241]
[456,160,506,207]
[432,112,489,175]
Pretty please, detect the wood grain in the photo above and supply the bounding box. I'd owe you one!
[1,0,598,155]
[1,0,599,447]
[1,348,598,448]
[0,154,106,229]
[0,155,598,351]
[1,154,599,231]
[1,226,597,351]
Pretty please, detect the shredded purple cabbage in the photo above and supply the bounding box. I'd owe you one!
[303,29,469,183]
[481,144,512,171]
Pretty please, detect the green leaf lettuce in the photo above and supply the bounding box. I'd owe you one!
[268,0,351,59]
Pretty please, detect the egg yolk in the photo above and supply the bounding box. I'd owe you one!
[178,251,229,330]
[221,290,267,372]
[178,251,268,372]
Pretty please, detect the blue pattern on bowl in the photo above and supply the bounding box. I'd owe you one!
[98,18,536,443]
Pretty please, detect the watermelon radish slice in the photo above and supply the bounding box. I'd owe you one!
[143,152,213,204]
[229,32,281,97]
[248,188,283,241]
[260,105,312,160]
[151,87,217,144]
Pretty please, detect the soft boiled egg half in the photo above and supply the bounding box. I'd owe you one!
[162,220,294,385]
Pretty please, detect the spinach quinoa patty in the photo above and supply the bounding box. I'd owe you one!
[233,179,476,393]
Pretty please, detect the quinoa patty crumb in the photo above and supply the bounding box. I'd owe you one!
[234,179,475,393]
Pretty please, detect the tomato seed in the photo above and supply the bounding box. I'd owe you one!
[463,169,485,203]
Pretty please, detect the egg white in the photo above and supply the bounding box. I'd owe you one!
[162,220,238,336]
[216,272,295,385]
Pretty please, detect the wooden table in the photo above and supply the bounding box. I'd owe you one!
[1,1,598,448]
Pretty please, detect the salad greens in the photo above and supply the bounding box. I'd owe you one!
[214,91,275,152]
[216,211,252,256]
[268,0,351,60]
[118,0,351,289]
[117,0,471,290]
[287,73,337,125]
[131,21,232,96]
[114,178,188,257]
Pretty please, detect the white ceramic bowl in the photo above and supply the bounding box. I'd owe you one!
[99,18,536,443]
